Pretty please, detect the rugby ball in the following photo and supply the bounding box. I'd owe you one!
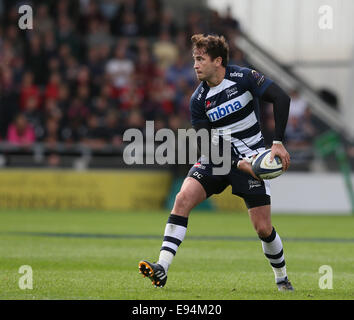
[252,149,283,180]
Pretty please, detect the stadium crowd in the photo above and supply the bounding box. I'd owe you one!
[0,0,330,170]
[0,0,250,150]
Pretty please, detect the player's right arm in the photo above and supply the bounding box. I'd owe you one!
[261,83,291,170]
[243,67,291,171]
[190,89,212,160]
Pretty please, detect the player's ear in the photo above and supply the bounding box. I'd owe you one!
[215,56,222,67]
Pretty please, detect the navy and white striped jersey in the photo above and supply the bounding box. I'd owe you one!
[190,65,272,159]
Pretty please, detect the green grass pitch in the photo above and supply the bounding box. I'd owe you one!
[0,209,353,300]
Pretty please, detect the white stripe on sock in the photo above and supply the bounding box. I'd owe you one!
[261,233,283,255]
[164,223,187,242]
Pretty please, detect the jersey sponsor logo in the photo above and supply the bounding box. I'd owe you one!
[230,72,243,78]
[206,91,253,122]
[207,102,242,122]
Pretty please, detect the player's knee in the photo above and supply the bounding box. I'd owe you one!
[174,191,194,212]
[255,224,273,239]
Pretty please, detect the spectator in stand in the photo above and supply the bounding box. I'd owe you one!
[173,78,193,116]
[57,84,71,114]
[135,49,159,89]
[7,113,36,146]
[285,89,315,143]
[175,30,189,53]
[64,55,81,84]
[25,33,48,85]
[98,82,116,106]
[23,96,45,141]
[62,97,90,144]
[43,98,63,124]
[118,83,145,112]
[103,109,125,147]
[118,11,140,37]
[35,4,55,36]
[4,24,23,56]
[43,30,58,60]
[165,54,195,87]
[126,109,145,132]
[140,0,161,37]
[207,10,224,35]
[223,6,241,32]
[67,97,89,124]
[86,46,106,89]
[78,0,105,35]
[0,67,20,138]
[168,114,184,133]
[159,9,178,37]
[152,31,178,71]
[288,89,308,120]
[56,14,80,59]
[99,0,120,21]
[81,114,107,149]
[91,95,112,124]
[285,116,314,148]
[53,0,79,21]
[141,77,175,120]
[184,12,207,40]
[19,71,41,111]
[42,117,61,148]
[86,19,114,49]
[44,72,61,102]
[73,65,96,100]
[77,84,92,106]
[229,46,250,68]
[105,43,134,94]
[175,86,195,121]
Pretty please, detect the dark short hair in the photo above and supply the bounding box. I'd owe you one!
[191,34,229,67]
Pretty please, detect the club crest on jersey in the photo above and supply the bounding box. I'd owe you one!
[225,87,238,98]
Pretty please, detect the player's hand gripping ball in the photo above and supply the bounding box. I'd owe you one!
[252,149,283,180]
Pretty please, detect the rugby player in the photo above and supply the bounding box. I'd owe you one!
[139,34,293,291]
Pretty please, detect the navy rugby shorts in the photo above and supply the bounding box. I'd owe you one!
[187,158,271,209]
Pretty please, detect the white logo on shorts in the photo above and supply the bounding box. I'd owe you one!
[248,179,261,189]
[193,172,204,180]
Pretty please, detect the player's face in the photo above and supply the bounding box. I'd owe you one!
[192,50,218,82]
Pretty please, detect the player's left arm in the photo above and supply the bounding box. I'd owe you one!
[261,82,291,171]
